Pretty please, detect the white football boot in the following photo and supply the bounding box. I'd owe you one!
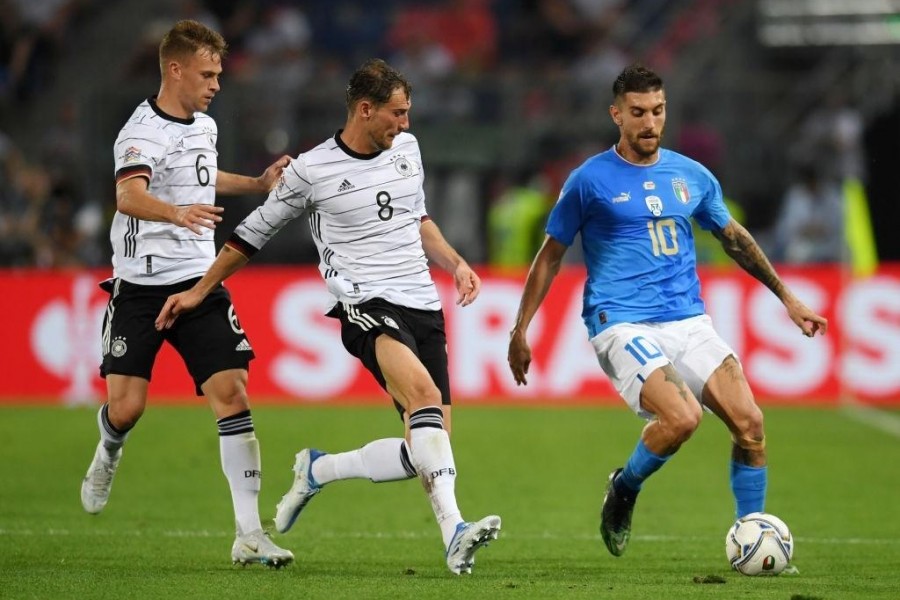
[231,529,294,568]
[445,515,502,574]
[274,449,324,534]
[80,442,122,514]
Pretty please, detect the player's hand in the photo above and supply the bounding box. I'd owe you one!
[508,330,532,386]
[785,298,828,338]
[454,262,481,306]
[258,155,292,192]
[155,290,203,330]
[173,204,224,235]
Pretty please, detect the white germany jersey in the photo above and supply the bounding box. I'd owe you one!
[232,131,440,312]
[111,98,219,285]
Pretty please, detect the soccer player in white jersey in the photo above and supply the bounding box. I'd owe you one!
[80,20,294,568]
[155,59,501,575]
[508,65,828,562]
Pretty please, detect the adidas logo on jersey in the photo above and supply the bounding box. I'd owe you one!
[337,179,355,192]
[235,339,253,352]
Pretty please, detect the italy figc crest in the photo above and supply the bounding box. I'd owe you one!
[672,178,690,204]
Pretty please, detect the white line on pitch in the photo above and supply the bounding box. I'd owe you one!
[0,528,897,545]
[841,402,900,439]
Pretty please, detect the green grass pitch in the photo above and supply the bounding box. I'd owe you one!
[1,404,898,599]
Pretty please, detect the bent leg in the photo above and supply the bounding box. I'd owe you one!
[312,437,417,484]
[618,364,703,493]
[376,335,463,547]
[703,355,767,517]
[81,374,148,514]
[103,373,148,446]
[81,375,148,513]
[308,405,456,488]
[105,374,149,426]
[639,364,704,455]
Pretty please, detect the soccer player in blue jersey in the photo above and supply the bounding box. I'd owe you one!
[507,64,828,559]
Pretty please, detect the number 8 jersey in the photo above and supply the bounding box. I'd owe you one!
[229,131,441,313]
[111,97,219,285]
[547,146,733,338]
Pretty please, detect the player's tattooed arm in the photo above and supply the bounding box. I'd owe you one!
[713,219,786,299]
[714,219,828,337]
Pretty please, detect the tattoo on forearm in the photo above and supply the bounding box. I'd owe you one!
[717,224,785,298]
[661,364,690,404]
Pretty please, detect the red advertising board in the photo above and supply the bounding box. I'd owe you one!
[1,265,898,405]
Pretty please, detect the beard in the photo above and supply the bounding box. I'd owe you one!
[370,131,397,152]
[627,131,663,157]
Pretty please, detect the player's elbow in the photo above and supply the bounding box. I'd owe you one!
[115,188,135,215]
[115,180,144,216]
[541,249,565,276]
[537,237,567,271]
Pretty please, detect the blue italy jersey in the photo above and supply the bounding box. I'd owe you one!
[547,147,732,338]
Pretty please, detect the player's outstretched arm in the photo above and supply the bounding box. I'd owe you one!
[714,219,828,337]
[154,245,250,330]
[420,219,481,306]
[116,177,223,235]
[217,155,291,196]
[508,236,568,386]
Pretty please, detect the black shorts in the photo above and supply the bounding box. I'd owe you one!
[99,277,254,395]
[328,298,451,417]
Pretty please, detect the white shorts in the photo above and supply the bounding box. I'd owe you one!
[589,315,737,420]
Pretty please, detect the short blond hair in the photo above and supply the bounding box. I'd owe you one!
[158,20,227,75]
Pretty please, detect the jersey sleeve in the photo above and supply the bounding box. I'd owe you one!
[113,123,167,184]
[692,167,732,231]
[228,156,312,256]
[545,169,586,246]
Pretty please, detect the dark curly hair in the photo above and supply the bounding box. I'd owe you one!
[612,64,663,100]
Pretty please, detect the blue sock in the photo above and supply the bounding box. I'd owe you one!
[730,461,767,518]
[616,439,670,494]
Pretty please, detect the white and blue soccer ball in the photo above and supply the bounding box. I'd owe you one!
[725,512,794,576]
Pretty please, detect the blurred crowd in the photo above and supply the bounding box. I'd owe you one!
[0,0,102,267]
[0,0,892,270]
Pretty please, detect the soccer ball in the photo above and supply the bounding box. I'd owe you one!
[725,512,794,576]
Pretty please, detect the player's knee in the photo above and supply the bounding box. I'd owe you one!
[734,432,765,453]
[658,402,702,445]
[734,406,765,450]
[109,406,143,430]
[203,370,250,410]
[671,408,702,443]
[217,387,250,410]
[405,381,442,413]
[106,397,145,429]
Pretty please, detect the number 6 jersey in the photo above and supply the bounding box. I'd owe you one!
[229,131,441,312]
[111,97,219,285]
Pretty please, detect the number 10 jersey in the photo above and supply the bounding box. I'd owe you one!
[548,146,733,338]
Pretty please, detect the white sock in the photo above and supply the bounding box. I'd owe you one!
[218,411,262,535]
[408,407,463,548]
[312,438,416,485]
[97,403,130,456]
